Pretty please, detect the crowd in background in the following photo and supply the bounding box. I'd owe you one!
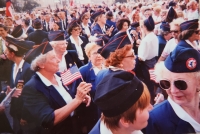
[0,0,199,133]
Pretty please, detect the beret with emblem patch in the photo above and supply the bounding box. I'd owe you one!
[165,45,200,73]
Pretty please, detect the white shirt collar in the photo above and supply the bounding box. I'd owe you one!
[81,23,89,28]
[100,120,143,134]
[70,36,83,46]
[36,72,61,87]
[168,97,200,132]
[185,40,199,50]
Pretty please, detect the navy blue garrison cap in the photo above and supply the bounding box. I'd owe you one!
[166,7,177,23]
[6,37,34,55]
[48,31,65,41]
[165,47,200,73]
[160,22,170,31]
[91,10,105,21]
[98,31,132,59]
[94,70,144,117]
[24,38,53,64]
[144,16,155,31]
[11,25,23,38]
[169,1,176,7]
[180,19,199,31]
[131,22,140,28]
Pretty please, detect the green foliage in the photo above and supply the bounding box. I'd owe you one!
[22,0,40,12]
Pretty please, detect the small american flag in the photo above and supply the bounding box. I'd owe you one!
[149,68,157,83]
[61,65,82,86]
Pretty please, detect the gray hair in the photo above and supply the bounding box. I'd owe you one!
[30,51,52,71]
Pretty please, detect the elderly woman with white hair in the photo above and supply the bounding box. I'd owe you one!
[48,31,83,72]
[22,50,92,134]
[143,40,200,133]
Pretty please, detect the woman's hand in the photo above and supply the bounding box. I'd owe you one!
[154,93,164,105]
[75,82,92,103]
[82,95,91,107]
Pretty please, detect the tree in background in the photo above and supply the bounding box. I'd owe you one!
[23,0,40,12]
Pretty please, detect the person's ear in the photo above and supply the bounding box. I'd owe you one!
[119,117,130,128]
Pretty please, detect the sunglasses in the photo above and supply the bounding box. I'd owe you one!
[84,18,89,20]
[170,30,179,33]
[194,30,200,34]
[73,28,81,31]
[159,79,189,90]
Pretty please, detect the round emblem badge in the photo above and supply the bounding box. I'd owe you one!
[186,58,197,70]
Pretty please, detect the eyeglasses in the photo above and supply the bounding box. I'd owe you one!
[170,30,179,33]
[84,18,89,20]
[194,30,200,34]
[159,79,189,90]
[73,28,81,31]
[124,53,135,58]
[91,52,100,56]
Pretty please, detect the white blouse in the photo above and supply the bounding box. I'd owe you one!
[70,36,84,60]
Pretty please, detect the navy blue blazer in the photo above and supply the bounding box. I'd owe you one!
[106,19,116,28]
[22,74,75,133]
[157,35,167,59]
[95,69,110,87]
[9,61,35,121]
[71,62,100,132]
[91,23,111,43]
[28,30,48,45]
[65,50,83,68]
[89,119,101,134]
[143,100,195,134]
[26,26,34,35]
[66,36,89,65]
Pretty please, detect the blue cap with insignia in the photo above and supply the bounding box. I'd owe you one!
[165,47,200,73]
[180,19,199,32]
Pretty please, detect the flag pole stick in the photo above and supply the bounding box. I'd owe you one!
[73,62,90,96]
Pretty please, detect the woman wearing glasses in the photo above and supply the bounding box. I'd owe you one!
[66,20,89,65]
[144,47,200,134]
[158,18,184,61]
[80,12,92,40]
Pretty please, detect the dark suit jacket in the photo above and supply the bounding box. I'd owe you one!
[26,26,34,35]
[60,18,68,31]
[91,23,110,43]
[22,74,74,134]
[71,62,99,132]
[65,50,83,68]
[28,30,48,45]
[157,35,167,59]
[42,21,51,32]
[143,100,195,134]
[9,61,35,121]
[66,36,89,64]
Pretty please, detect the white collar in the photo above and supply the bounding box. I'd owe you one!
[81,23,89,28]
[168,97,200,132]
[70,36,83,46]
[100,120,143,134]
[14,59,25,72]
[36,72,61,87]
[108,66,124,71]
[185,40,199,50]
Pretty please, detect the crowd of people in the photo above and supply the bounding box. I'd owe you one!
[0,0,199,133]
